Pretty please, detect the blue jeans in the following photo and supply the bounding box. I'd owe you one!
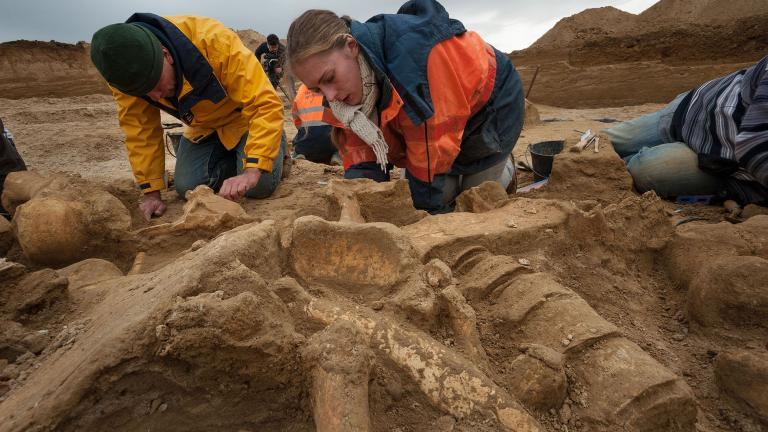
[604,94,726,198]
[174,132,286,199]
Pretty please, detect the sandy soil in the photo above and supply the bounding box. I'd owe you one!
[0,94,660,185]
[1,92,766,432]
[1,1,767,429]
[511,0,768,108]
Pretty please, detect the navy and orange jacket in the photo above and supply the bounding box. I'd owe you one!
[110,14,283,193]
[334,0,524,213]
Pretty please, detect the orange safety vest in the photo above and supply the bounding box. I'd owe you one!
[292,85,343,129]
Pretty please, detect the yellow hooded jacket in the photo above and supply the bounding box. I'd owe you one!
[110,14,283,193]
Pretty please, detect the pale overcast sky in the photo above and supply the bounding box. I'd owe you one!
[0,0,658,52]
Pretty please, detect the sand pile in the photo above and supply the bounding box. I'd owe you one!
[527,0,766,52]
[512,0,768,108]
[528,7,639,51]
[639,0,768,25]
[0,29,268,101]
[0,41,108,100]
[234,29,267,51]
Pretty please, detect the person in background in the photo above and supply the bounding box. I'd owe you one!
[291,84,342,165]
[605,55,768,205]
[255,34,287,90]
[287,0,523,213]
[90,14,286,220]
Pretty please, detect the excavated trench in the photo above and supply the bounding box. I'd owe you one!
[1,139,767,432]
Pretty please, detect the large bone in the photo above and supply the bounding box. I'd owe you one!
[10,176,133,267]
[440,285,490,371]
[135,185,254,238]
[325,179,427,226]
[301,295,542,432]
[302,321,374,432]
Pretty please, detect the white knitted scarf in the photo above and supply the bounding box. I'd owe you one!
[329,54,389,171]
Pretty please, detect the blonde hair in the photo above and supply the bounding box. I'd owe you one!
[287,9,352,69]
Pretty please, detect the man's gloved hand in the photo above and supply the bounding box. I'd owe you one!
[219,168,262,201]
[139,190,167,221]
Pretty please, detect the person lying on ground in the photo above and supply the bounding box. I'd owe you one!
[90,14,286,220]
[605,55,768,205]
[287,0,523,213]
[291,84,343,165]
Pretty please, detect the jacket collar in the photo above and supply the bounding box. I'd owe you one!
[350,0,465,125]
[126,13,228,124]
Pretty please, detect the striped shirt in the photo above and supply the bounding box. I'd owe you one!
[669,55,768,202]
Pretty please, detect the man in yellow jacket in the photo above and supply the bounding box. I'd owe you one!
[90,14,285,220]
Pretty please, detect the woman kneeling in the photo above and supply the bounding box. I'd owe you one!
[287,0,524,213]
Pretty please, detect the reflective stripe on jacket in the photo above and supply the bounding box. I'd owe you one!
[111,14,283,193]
[292,84,342,129]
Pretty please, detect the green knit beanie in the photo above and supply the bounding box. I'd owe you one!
[90,23,164,96]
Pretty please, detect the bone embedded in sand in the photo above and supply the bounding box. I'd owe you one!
[182,185,248,218]
[687,255,768,334]
[289,216,419,297]
[303,321,374,432]
[127,252,146,275]
[13,197,89,266]
[504,344,567,411]
[326,179,366,223]
[494,273,695,428]
[454,181,510,213]
[57,258,123,291]
[422,258,453,289]
[303,296,542,431]
[1,171,57,215]
[456,251,696,429]
[715,350,768,422]
[324,178,427,226]
[440,285,491,370]
[5,172,133,267]
[0,216,13,255]
[134,185,254,238]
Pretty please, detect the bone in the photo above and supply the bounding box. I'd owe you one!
[302,295,542,432]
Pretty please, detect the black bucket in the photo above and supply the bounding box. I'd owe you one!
[528,140,564,181]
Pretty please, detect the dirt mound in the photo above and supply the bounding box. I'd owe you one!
[235,29,267,52]
[0,41,108,100]
[529,7,639,51]
[532,134,635,204]
[527,0,767,52]
[571,14,768,67]
[0,28,268,100]
[639,0,768,24]
[512,0,768,108]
